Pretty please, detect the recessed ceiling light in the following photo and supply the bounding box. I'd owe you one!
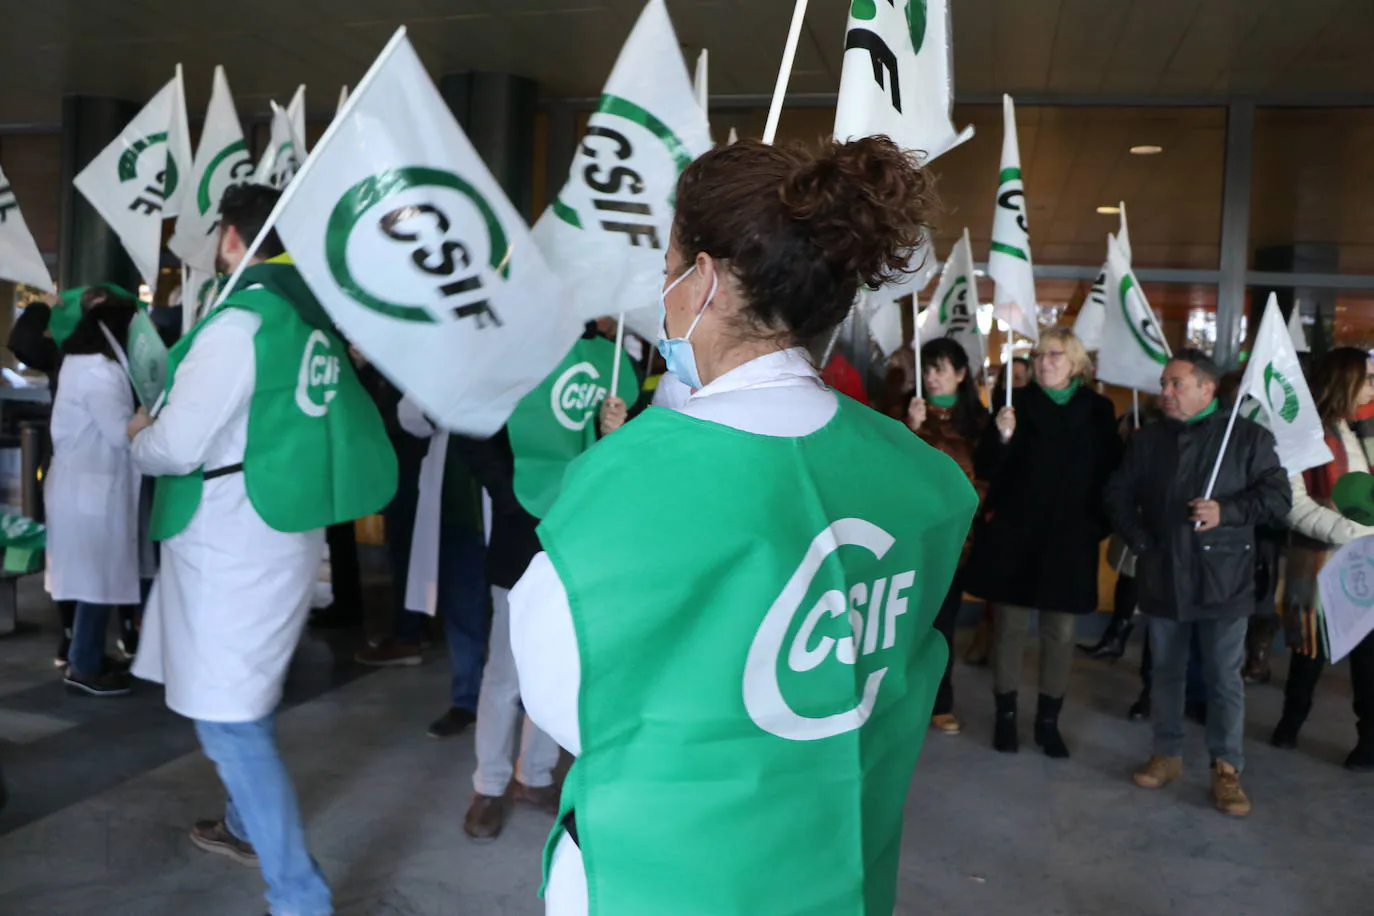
[1130,144,1163,155]
[1096,205,1121,215]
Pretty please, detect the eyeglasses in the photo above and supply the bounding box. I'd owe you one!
[1031,349,1068,362]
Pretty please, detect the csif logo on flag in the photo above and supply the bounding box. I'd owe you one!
[265,142,301,190]
[295,330,342,417]
[845,0,928,112]
[991,165,1030,260]
[197,140,253,224]
[743,519,917,743]
[326,166,508,329]
[118,133,179,216]
[0,180,16,224]
[552,94,694,251]
[1263,363,1300,423]
[938,275,976,336]
[550,361,610,432]
[1117,274,1168,364]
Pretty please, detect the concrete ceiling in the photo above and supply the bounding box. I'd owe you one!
[1,0,1372,126]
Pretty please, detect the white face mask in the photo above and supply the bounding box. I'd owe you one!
[656,265,717,390]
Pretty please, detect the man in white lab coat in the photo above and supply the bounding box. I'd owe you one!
[128,184,396,916]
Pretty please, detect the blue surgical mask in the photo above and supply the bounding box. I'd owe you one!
[656,265,717,390]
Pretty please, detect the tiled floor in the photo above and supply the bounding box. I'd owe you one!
[1,584,1371,915]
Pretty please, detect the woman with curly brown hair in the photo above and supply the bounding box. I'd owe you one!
[508,137,978,915]
[1271,346,1374,771]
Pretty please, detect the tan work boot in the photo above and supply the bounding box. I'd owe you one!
[930,713,961,735]
[1132,755,1183,789]
[1211,760,1251,817]
[464,793,508,841]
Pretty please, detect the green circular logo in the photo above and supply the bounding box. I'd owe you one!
[325,167,510,324]
[1118,274,1168,365]
[118,132,180,200]
[1263,363,1300,423]
[197,140,253,215]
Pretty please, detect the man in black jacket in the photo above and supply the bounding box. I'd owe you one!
[1104,349,1291,818]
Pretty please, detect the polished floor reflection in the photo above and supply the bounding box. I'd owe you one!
[0,584,1369,915]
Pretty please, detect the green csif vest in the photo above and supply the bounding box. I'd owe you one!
[537,397,978,915]
[506,335,639,519]
[148,264,397,540]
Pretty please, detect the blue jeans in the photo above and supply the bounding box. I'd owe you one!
[69,602,113,677]
[439,524,488,711]
[195,716,332,916]
[1141,624,1207,706]
[1147,616,1248,771]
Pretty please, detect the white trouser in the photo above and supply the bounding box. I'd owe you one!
[473,585,561,796]
[546,833,588,915]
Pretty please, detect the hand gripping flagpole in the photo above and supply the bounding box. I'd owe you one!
[762,0,810,145]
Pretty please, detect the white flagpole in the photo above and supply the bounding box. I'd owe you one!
[822,321,844,369]
[610,312,626,400]
[1132,388,1140,429]
[213,27,410,308]
[913,298,923,400]
[1202,395,1245,501]
[762,0,810,145]
[1005,332,1016,409]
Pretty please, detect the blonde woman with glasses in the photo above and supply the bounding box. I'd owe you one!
[964,327,1123,758]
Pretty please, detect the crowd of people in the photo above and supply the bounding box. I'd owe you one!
[11,135,1374,915]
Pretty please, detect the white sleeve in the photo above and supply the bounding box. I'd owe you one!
[129,313,257,477]
[509,551,582,756]
[1286,471,1374,548]
[398,395,436,439]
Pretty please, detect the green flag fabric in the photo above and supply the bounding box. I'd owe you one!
[507,336,639,519]
[50,283,136,348]
[0,513,45,573]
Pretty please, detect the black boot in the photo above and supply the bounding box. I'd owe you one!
[1243,617,1279,685]
[1033,694,1071,759]
[993,691,1018,753]
[1080,618,1135,661]
[1129,687,1151,721]
[1345,722,1374,772]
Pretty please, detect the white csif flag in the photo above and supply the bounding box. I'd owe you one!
[1072,203,1131,351]
[170,66,253,272]
[1096,232,1170,391]
[255,86,307,189]
[0,164,55,290]
[919,229,985,369]
[162,66,194,219]
[834,0,972,163]
[264,29,581,437]
[74,72,193,287]
[532,0,712,343]
[988,94,1038,342]
[1288,306,1310,354]
[1238,293,1332,475]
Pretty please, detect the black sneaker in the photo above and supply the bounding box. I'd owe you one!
[428,707,477,739]
[64,669,132,697]
[190,819,258,866]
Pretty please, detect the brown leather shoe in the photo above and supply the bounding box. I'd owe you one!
[515,782,561,816]
[1132,755,1183,789]
[189,819,258,866]
[355,641,423,667]
[464,793,508,840]
[1211,761,1251,817]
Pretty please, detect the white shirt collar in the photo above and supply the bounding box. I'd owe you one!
[687,347,823,402]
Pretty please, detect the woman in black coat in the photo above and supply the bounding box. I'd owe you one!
[964,327,1123,758]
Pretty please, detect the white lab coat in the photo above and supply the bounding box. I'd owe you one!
[399,397,445,616]
[44,354,141,604]
[130,310,325,724]
[509,348,836,915]
[651,371,691,410]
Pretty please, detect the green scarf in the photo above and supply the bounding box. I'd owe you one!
[1040,378,1081,406]
[228,255,337,333]
[928,393,958,409]
[1185,399,1219,424]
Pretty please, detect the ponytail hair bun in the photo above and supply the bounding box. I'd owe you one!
[673,135,937,342]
